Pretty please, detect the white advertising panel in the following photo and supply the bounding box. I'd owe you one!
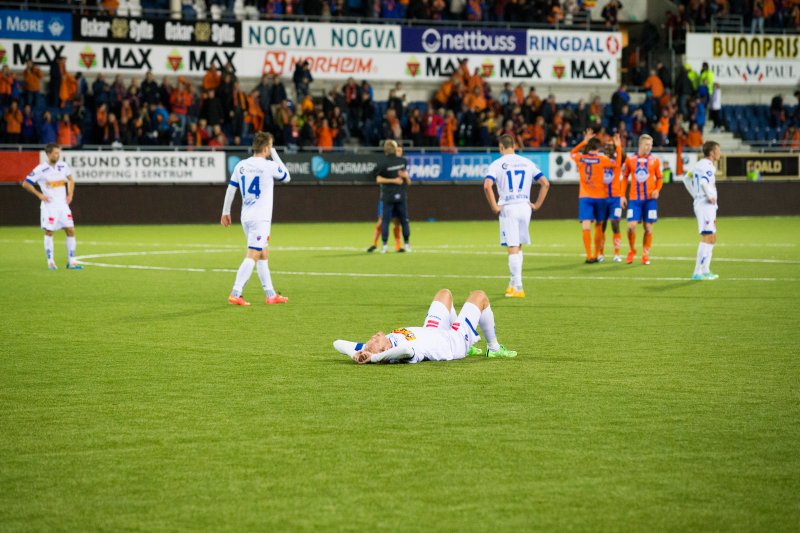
[686,33,800,86]
[242,21,400,53]
[526,30,622,58]
[41,150,226,183]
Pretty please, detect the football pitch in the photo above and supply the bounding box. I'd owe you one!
[1,217,798,531]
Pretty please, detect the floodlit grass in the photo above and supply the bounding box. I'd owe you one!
[1,217,798,531]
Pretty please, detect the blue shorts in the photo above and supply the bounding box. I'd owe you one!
[578,198,606,222]
[604,197,622,221]
[627,199,658,223]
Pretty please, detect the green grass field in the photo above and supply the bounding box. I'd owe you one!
[1,217,799,531]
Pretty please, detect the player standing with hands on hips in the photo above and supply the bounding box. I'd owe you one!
[683,140,721,280]
[484,134,550,298]
[221,132,291,305]
[21,143,83,270]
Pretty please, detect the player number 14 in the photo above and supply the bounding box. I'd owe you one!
[240,175,261,198]
[506,170,525,192]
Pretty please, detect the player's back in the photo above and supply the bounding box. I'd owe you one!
[487,153,542,205]
[574,152,610,199]
[231,156,286,221]
[689,158,717,202]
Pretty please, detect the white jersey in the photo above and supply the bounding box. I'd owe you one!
[228,156,289,222]
[24,161,73,206]
[385,327,468,364]
[485,154,544,206]
[688,158,718,204]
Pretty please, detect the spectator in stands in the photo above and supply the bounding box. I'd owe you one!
[641,90,657,123]
[382,107,402,141]
[293,60,313,102]
[57,114,80,147]
[424,106,444,147]
[4,100,22,143]
[709,83,722,131]
[676,64,694,118]
[229,81,248,139]
[37,111,56,144]
[316,118,335,150]
[752,0,765,33]
[141,71,159,106]
[92,74,110,111]
[47,56,62,107]
[610,84,629,125]
[686,122,704,149]
[782,125,799,151]
[770,94,785,128]
[203,65,221,92]
[22,60,43,109]
[440,109,457,153]
[643,71,664,100]
[698,62,713,105]
[20,104,36,144]
[602,0,622,27]
[300,114,317,147]
[103,113,121,145]
[203,89,225,128]
[388,88,405,121]
[95,103,108,144]
[246,89,264,135]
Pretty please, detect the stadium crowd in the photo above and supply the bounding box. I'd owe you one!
[2,56,800,151]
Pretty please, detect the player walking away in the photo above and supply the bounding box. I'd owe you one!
[683,140,721,280]
[367,143,404,253]
[483,134,550,298]
[21,143,83,270]
[597,140,625,262]
[333,288,517,364]
[570,129,621,263]
[221,132,291,306]
[374,140,411,253]
[621,134,662,265]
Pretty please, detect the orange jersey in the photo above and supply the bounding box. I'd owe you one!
[622,154,662,200]
[570,140,621,199]
[603,157,623,197]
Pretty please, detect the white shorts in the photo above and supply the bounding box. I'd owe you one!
[694,202,717,234]
[40,203,74,231]
[499,202,532,247]
[417,300,482,362]
[242,220,271,250]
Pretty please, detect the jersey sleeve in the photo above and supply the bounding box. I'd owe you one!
[653,158,663,191]
[569,139,588,162]
[24,167,39,185]
[228,164,239,188]
[484,160,500,182]
[274,162,290,183]
[61,161,73,178]
[530,161,544,182]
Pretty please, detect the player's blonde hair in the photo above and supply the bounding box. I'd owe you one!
[639,134,653,145]
[383,140,398,155]
[252,132,273,154]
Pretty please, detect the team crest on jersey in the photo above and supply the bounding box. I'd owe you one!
[391,328,416,340]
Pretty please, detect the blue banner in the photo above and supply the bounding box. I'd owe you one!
[406,152,549,182]
[0,10,72,41]
[401,27,526,56]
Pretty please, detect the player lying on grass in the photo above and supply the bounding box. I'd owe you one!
[333,288,517,364]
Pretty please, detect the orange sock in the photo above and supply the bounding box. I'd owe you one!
[594,225,604,257]
[643,233,653,255]
[613,232,622,255]
[372,220,381,247]
[582,229,593,259]
[393,224,402,250]
[628,230,636,253]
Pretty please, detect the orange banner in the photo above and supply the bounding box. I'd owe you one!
[0,151,40,182]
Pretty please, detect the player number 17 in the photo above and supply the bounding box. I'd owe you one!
[506,170,525,192]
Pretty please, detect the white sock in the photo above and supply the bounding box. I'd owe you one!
[44,235,54,264]
[257,260,276,297]
[66,236,76,264]
[508,253,523,289]
[704,243,714,274]
[693,242,705,275]
[232,257,255,297]
[479,305,500,351]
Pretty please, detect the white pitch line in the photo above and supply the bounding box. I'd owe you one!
[74,258,799,283]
